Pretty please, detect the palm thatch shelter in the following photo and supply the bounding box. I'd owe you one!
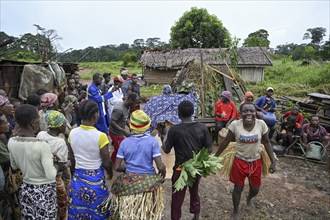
[140,47,272,85]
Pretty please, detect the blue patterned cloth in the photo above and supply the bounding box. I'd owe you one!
[143,91,198,131]
[68,167,111,220]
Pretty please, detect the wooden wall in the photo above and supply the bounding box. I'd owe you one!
[143,68,177,85]
[237,67,264,83]
[0,62,24,98]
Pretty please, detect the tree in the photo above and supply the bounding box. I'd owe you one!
[122,52,138,67]
[275,43,298,55]
[318,40,330,60]
[33,24,62,62]
[170,7,230,49]
[303,27,327,45]
[243,29,270,48]
[146,37,165,49]
[132,39,145,48]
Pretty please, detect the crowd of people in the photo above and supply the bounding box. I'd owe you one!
[0,68,328,220]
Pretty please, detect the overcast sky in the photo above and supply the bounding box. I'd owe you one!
[1,1,329,51]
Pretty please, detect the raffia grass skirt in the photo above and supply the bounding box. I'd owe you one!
[110,186,165,220]
[219,142,272,178]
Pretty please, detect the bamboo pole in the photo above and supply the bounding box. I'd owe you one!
[206,65,234,80]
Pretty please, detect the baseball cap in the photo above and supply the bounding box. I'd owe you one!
[266,87,274,92]
[121,70,129,75]
[113,75,125,83]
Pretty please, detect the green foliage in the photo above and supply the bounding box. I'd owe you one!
[78,62,142,80]
[9,51,41,62]
[171,61,226,117]
[122,52,138,67]
[243,29,270,48]
[170,7,231,49]
[303,27,327,45]
[291,45,316,60]
[223,36,240,69]
[174,148,223,192]
[0,26,61,62]
[246,59,330,98]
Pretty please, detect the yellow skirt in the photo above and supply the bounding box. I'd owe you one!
[219,142,272,178]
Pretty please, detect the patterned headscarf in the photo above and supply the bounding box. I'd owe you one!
[130,110,151,134]
[40,93,58,108]
[45,110,67,128]
[0,95,10,108]
[162,85,172,95]
[61,95,78,109]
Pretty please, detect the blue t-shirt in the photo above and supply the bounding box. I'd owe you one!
[117,134,161,174]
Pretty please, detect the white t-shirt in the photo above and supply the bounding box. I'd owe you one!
[37,131,69,162]
[107,86,123,116]
[68,125,109,170]
[8,137,57,185]
[228,119,268,160]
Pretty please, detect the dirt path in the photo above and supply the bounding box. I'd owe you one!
[108,141,330,220]
[160,157,330,220]
[79,68,330,219]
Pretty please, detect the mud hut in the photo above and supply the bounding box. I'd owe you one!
[140,47,272,85]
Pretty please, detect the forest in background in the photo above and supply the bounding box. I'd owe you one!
[0,7,329,65]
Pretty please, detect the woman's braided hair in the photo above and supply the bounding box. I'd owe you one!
[79,100,99,121]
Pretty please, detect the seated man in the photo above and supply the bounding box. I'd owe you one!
[255,87,276,139]
[276,115,302,150]
[302,115,329,150]
[281,105,304,126]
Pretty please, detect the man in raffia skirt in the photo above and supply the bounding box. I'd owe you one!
[215,103,277,220]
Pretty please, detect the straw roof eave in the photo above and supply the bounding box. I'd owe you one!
[140,47,272,69]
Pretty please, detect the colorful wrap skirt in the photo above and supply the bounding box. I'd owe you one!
[111,173,164,220]
[68,167,111,220]
[19,182,57,219]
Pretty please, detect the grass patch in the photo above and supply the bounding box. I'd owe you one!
[78,61,142,80]
[141,84,163,97]
[245,59,330,99]
[77,59,329,101]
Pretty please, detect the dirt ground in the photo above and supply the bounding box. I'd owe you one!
[160,157,329,220]
[108,143,330,220]
[79,70,329,220]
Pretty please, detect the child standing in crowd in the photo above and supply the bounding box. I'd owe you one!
[8,104,57,219]
[37,110,71,219]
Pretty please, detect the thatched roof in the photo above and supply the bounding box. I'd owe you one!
[140,47,272,70]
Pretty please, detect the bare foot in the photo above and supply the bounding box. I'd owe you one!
[247,197,255,208]
[192,213,199,220]
[231,213,239,220]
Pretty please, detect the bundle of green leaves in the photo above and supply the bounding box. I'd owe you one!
[174,148,223,192]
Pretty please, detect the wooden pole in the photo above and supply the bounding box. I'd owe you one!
[200,47,205,117]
